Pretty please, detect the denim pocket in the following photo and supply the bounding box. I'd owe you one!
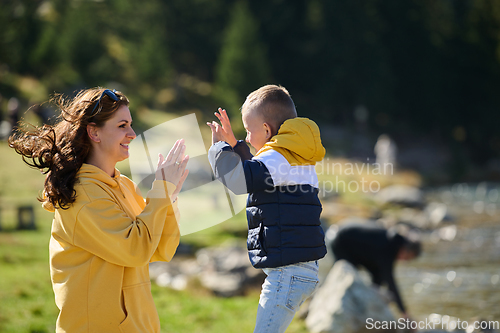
[285,275,319,311]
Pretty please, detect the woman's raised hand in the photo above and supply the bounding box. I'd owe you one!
[155,139,189,201]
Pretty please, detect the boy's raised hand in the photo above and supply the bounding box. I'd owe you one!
[206,108,238,147]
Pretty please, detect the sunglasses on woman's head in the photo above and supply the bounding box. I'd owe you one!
[91,89,119,116]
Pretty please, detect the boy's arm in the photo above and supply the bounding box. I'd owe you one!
[208,141,273,194]
[232,140,253,161]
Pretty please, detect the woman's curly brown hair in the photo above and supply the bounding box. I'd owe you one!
[8,88,129,209]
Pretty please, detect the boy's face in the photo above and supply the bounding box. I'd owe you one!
[242,108,271,152]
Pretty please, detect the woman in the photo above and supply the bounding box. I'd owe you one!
[9,88,189,332]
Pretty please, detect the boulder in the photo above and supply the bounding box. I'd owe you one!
[424,202,454,227]
[149,245,265,296]
[306,260,396,333]
[149,258,200,290]
[196,245,265,297]
[376,185,424,208]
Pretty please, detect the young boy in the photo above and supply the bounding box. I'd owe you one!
[207,85,326,333]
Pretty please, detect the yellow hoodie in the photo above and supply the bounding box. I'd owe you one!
[255,117,326,165]
[45,164,180,333]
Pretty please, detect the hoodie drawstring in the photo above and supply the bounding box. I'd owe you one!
[115,179,126,198]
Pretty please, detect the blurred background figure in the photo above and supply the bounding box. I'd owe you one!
[374,134,397,175]
[31,104,55,125]
[329,223,421,319]
[7,97,20,135]
[0,93,9,140]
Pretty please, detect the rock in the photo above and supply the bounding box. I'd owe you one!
[436,225,458,242]
[376,185,424,208]
[149,245,265,296]
[306,260,396,333]
[156,272,188,290]
[337,217,374,226]
[375,201,455,230]
[149,259,199,290]
[196,245,265,297]
[424,202,454,227]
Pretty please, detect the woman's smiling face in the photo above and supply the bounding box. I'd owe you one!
[92,105,136,166]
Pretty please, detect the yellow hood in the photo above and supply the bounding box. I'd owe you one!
[256,117,326,165]
[42,200,55,213]
[42,164,123,212]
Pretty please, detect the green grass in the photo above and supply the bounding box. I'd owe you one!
[155,283,307,332]
[0,139,309,333]
[0,222,58,333]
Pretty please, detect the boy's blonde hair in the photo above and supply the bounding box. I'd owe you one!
[242,85,297,135]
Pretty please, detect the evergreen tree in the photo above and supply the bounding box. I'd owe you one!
[214,0,271,121]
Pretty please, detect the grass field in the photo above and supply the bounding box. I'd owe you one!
[0,125,309,332]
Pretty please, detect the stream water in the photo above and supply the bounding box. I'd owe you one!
[396,183,500,330]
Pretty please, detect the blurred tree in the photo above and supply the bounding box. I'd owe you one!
[250,0,324,116]
[29,0,175,108]
[3,0,500,177]
[110,0,173,107]
[160,0,230,82]
[0,1,44,75]
[30,0,121,88]
[320,0,396,124]
[449,0,500,164]
[214,0,271,120]
[251,0,396,123]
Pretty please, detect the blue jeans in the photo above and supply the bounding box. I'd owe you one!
[254,261,319,333]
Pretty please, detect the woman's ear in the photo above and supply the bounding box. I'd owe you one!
[87,123,100,143]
